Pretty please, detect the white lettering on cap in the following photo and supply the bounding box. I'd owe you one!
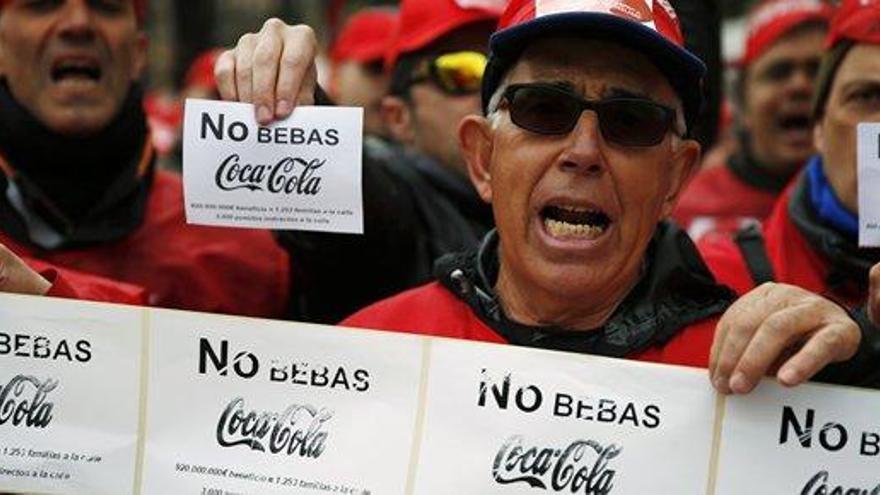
[454,0,507,11]
[536,0,654,22]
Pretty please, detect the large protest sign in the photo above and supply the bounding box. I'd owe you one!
[714,381,880,494]
[140,309,424,495]
[183,99,364,233]
[1,292,880,495]
[412,339,717,494]
[0,295,144,495]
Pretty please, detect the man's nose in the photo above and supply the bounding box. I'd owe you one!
[560,110,605,176]
[57,0,97,42]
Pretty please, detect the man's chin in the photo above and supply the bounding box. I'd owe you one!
[37,105,117,137]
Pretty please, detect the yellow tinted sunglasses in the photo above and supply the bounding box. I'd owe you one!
[409,51,487,95]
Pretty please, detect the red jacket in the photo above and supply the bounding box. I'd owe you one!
[1,170,289,317]
[698,185,863,308]
[343,281,720,368]
[674,161,780,241]
[24,257,148,305]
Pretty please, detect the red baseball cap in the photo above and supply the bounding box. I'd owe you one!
[825,0,880,48]
[739,0,832,67]
[0,0,148,24]
[385,0,505,69]
[331,7,399,64]
[482,0,706,133]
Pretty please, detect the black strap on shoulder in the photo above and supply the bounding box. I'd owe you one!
[734,224,776,286]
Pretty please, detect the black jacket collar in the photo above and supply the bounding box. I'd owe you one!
[789,173,880,295]
[0,82,153,249]
[434,222,735,357]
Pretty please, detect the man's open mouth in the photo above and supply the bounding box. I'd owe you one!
[51,59,102,82]
[541,205,611,240]
[777,113,811,134]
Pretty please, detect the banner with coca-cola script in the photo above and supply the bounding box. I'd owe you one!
[2,292,880,495]
[715,381,880,495]
[0,296,144,495]
[140,308,424,495]
[412,338,717,494]
[182,99,363,233]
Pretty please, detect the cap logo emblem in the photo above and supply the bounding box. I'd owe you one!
[536,0,653,23]
[454,0,507,11]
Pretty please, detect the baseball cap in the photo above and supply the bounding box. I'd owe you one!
[812,0,880,118]
[481,0,707,134]
[825,0,880,47]
[385,0,505,69]
[739,0,833,68]
[0,0,148,25]
[331,7,399,64]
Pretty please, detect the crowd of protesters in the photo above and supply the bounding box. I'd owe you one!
[1,0,880,394]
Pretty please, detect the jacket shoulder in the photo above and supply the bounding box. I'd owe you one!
[633,316,719,368]
[342,282,505,343]
[697,231,755,297]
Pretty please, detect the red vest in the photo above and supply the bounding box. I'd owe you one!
[343,281,719,369]
[674,164,779,241]
[1,170,289,317]
[697,187,860,307]
[25,257,148,305]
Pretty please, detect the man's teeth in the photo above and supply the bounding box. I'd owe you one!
[544,218,606,239]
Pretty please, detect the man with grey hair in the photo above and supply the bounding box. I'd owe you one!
[219,0,878,392]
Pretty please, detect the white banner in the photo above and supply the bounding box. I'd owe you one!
[0,296,144,495]
[183,99,364,233]
[141,310,423,495]
[0,293,879,494]
[715,381,880,494]
[413,339,716,494]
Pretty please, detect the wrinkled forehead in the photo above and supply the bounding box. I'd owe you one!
[506,36,678,100]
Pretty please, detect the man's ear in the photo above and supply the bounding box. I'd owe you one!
[813,120,826,155]
[459,114,494,204]
[381,95,416,145]
[660,138,701,218]
[132,32,149,81]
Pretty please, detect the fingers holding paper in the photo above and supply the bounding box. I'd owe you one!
[215,19,318,125]
[0,243,51,296]
[709,282,860,395]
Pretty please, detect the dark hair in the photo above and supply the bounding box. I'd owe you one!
[811,40,856,120]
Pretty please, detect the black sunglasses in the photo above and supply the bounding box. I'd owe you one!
[500,83,683,147]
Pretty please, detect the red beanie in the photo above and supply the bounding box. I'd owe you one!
[739,0,832,67]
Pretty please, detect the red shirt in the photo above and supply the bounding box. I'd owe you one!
[1,170,289,317]
[674,163,780,241]
[343,281,720,369]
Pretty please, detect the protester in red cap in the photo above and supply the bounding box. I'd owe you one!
[674,0,833,241]
[698,0,880,384]
[216,0,503,323]
[0,0,289,316]
[329,7,398,138]
[220,0,880,391]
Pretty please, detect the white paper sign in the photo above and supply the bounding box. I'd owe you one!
[141,311,424,495]
[858,122,880,246]
[0,295,144,495]
[183,99,364,233]
[412,339,717,494]
[715,381,880,494]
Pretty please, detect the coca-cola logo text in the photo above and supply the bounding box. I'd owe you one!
[216,397,331,459]
[493,435,621,494]
[801,470,880,495]
[214,154,323,195]
[0,375,57,429]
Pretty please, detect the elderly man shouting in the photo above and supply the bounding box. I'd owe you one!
[219,0,877,393]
